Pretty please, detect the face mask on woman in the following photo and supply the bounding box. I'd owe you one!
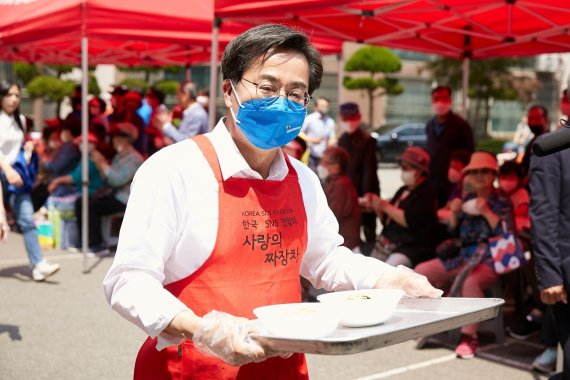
[448,168,462,184]
[400,170,416,187]
[499,178,518,194]
[229,81,306,150]
[316,165,329,181]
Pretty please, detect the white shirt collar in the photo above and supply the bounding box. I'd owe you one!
[208,118,289,181]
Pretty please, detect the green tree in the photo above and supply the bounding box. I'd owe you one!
[13,62,40,85]
[154,80,179,96]
[27,76,75,116]
[343,46,404,128]
[119,78,149,94]
[425,57,537,140]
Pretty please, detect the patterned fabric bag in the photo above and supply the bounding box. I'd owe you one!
[488,221,527,274]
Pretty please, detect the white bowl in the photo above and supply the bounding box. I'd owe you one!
[317,289,404,327]
[253,302,339,339]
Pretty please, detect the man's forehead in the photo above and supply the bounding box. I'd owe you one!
[246,51,309,85]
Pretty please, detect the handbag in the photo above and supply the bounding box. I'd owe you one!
[488,221,527,274]
[435,237,462,260]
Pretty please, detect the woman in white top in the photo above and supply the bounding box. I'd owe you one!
[0,81,59,281]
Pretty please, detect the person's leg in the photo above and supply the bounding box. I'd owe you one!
[551,302,570,380]
[414,258,462,292]
[386,253,413,268]
[361,211,377,244]
[459,264,499,336]
[9,192,44,266]
[308,155,320,174]
[88,195,126,247]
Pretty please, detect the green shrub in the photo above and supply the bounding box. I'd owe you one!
[476,139,508,155]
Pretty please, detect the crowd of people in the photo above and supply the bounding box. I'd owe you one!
[0,23,568,379]
[0,79,211,270]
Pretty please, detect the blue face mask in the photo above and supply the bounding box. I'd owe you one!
[230,81,307,150]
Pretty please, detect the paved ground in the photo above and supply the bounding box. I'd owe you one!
[0,167,552,379]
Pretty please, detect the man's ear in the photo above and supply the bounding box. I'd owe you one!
[222,79,233,109]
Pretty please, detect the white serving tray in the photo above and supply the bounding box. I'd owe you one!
[251,297,504,355]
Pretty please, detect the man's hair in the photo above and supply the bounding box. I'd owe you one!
[529,104,549,120]
[221,24,323,95]
[431,85,452,97]
[179,81,198,100]
[317,97,330,104]
[499,161,524,178]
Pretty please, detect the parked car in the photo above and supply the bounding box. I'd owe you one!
[371,123,427,162]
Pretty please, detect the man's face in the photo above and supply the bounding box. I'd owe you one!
[224,49,310,150]
[315,99,330,115]
[431,89,452,117]
[339,114,361,133]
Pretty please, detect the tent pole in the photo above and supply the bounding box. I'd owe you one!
[208,18,221,131]
[81,36,89,272]
[337,52,344,108]
[462,56,469,119]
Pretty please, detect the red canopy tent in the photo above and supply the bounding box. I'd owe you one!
[216,0,570,114]
[0,0,342,261]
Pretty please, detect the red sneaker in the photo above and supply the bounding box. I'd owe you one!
[455,334,479,359]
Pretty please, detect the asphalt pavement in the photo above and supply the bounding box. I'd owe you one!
[0,166,550,380]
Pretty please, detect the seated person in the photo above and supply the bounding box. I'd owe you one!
[75,122,144,255]
[415,151,514,359]
[366,146,437,268]
[498,161,529,235]
[317,147,361,252]
[47,133,105,197]
[32,120,81,209]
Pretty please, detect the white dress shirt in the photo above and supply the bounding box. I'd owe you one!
[103,118,391,350]
[0,112,24,165]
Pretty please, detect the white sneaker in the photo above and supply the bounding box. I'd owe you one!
[32,260,61,282]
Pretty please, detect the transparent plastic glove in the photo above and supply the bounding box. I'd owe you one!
[192,310,265,366]
[375,265,443,298]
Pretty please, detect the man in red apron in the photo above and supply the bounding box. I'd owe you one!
[104,24,442,380]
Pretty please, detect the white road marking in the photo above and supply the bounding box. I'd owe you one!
[351,353,457,380]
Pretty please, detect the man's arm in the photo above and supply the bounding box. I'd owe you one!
[163,107,203,142]
[362,136,380,194]
[530,152,564,290]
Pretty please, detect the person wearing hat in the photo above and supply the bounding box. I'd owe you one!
[364,146,437,269]
[117,91,148,157]
[425,85,474,209]
[77,122,144,255]
[157,81,209,143]
[47,132,105,196]
[415,151,515,359]
[337,101,380,251]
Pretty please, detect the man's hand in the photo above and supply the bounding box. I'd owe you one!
[374,265,443,298]
[540,285,568,305]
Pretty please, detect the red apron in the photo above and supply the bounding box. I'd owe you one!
[134,135,310,380]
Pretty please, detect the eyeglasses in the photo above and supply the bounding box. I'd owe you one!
[241,78,311,109]
[468,169,495,175]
